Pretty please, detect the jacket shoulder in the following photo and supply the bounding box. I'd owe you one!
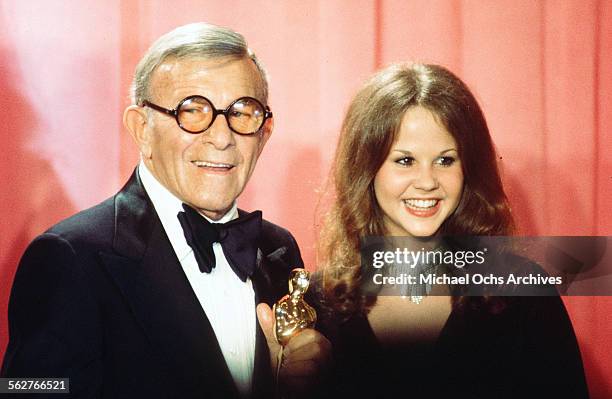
[258,218,303,266]
[260,218,296,246]
[44,195,116,250]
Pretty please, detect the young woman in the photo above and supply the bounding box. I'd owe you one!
[314,63,589,398]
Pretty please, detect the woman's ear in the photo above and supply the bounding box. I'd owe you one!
[123,105,153,158]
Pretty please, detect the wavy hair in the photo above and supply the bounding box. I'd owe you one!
[319,63,515,318]
[131,22,269,105]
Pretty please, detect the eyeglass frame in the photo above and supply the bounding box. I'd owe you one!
[141,95,273,135]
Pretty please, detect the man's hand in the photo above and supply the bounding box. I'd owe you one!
[256,303,332,395]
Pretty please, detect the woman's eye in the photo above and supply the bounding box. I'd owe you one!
[396,157,415,166]
[436,156,456,167]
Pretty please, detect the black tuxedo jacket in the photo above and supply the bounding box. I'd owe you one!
[1,170,303,398]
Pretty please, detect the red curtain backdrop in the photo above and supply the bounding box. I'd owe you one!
[1,1,610,397]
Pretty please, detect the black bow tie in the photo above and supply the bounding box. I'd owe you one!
[177,204,262,282]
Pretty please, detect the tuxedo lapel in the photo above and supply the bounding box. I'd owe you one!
[251,250,275,398]
[250,236,298,398]
[100,170,240,398]
[98,172,299,398]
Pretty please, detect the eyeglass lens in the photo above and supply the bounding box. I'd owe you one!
[178,96,265,134]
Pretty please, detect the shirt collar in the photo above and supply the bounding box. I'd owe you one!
[138,160,238,260]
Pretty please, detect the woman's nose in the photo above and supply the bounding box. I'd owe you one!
[413,166,439,191]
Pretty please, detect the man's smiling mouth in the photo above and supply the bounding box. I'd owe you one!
[191,160,235,171]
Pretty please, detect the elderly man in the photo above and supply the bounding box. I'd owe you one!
[2,23,330,398]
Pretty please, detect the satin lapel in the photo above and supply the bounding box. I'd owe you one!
[250,238,295,398]
[251,250,274,398]
[100,170,239,398]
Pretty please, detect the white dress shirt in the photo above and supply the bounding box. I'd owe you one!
[139,162,256,397]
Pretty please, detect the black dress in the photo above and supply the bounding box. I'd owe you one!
[312,287,590,398]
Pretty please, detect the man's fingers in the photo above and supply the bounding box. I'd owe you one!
[284,329,332,359]
[256,302,277,347]
[284,329,321,350]
[281,329,333,379]
[280,360,326,396]
[273,328,333,396]
[280,359,320,377]
[257,303,284,373]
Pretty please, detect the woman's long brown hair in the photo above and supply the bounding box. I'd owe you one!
[318,63,515,319]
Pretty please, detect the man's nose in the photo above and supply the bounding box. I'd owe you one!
[414,165,439,191]
[202,115,234,150]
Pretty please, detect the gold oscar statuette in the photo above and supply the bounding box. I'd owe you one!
[272,268,317,395]
[273,268,317,345]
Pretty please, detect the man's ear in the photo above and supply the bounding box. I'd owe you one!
[123,105,152,158]
[257,116,274,156]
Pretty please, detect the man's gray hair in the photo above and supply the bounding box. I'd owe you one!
[130,22,269,105]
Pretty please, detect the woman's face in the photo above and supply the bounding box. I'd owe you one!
[374,106,464,237]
